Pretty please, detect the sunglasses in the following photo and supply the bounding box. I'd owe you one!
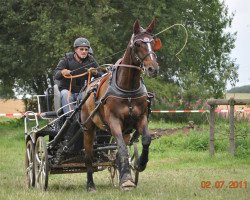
[78,47,89,51]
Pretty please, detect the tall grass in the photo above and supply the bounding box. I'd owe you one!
[149,118,250,158]
[0,118,249,200]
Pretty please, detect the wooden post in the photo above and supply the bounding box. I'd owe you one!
[209,105,215,156]
[207,98,250,156]
[229,98,235,156]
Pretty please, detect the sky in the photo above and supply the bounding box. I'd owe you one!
[224,0,250,89]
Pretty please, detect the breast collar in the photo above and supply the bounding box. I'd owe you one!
[101,64,148,102]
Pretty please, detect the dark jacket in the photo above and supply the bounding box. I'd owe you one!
[54,52,99,93]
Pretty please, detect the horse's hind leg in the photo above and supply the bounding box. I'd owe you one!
[84,129,96,192]
[136,116,151,172]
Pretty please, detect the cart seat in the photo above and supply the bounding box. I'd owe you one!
[42,84,62,117]
[53,84,61,115]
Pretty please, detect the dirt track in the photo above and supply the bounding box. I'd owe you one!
[149,121,197,139]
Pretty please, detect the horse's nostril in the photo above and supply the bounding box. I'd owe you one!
[148,67,153,72]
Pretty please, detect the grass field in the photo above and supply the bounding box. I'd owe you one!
[0,118,249,200]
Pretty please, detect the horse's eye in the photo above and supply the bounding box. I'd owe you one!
[134,42,141,47]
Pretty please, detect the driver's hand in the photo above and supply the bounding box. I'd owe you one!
[88,67,98,75]
[61,69,71,76]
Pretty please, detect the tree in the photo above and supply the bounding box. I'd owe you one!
[0,0,112,97]
[113,0,238,100]
[0,0,238,103]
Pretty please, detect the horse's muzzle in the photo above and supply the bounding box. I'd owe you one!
[146,65,159,78]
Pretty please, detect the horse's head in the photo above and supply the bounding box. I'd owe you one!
[130,19,161,78]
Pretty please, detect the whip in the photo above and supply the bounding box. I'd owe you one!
[155,24,188,61]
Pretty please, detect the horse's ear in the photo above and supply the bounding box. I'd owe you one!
[153,37,162,51]
[146,18,156,33]
[133,20,141,34]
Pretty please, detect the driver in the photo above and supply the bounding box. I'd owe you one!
[53,37,100,114]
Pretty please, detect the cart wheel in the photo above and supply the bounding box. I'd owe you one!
[108,136,119,187]
[34,136,49,191]
[109,165,119,187]
[25,140,35,188]
[129,143,139,186]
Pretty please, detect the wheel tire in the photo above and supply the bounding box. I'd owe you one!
[25,140,35,188]
[34,136,49,191]
[129,143,139,186]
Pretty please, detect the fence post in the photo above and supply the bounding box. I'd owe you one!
[229,98,235,156]
[209,105,215,156]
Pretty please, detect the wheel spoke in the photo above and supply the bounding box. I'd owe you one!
[40,171,44,185]
[128,143,139,186]
[26,162,33,172]
[26,147,31,161]
[35,153,42,165]
[34,137,48,190]
[36,168,41,181]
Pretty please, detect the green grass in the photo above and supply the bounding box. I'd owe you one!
[0,118,249,200]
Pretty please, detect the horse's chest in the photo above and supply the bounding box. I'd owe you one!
[115,99,147,118]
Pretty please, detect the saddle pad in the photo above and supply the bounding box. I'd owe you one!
[96,73,111,98]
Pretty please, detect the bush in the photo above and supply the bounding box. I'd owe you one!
[150,120,249,159]
[235,122,250,158]
[144,77,211,123]
[0,118,23,128]
[182,131,209,151]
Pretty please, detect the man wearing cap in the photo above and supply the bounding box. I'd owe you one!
[54,37,100,114]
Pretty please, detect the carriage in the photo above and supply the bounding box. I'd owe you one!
[24,83,142,191]
[24,19,161,191]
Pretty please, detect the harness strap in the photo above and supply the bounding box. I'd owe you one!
[96,73,111,97]
[114,58,142,71]
[103,94,148,103]
[116,64,142,71]
[87,70,91,85]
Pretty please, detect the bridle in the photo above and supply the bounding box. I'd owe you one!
[130,32,157,68]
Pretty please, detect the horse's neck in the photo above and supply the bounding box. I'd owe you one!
[116,48,141,91]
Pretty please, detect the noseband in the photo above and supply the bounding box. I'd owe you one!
[130,33,157,68]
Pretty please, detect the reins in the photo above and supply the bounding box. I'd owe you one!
[67,24,188,75]
[61,23,188,110]
[116,64,142,71]
[115,58,143,71]
[62,68,98,108]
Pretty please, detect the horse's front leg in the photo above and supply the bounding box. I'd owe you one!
[136,115,151,172]
[84,128,96,192]
[109,118,135,190]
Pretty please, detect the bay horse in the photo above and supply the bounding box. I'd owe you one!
[81,19,161,191]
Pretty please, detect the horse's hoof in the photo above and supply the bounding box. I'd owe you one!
[120,180,136,191]
[87,184,96,192]
[135,165,146,172]
[135,160,147,172]
[87,187,96,192]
